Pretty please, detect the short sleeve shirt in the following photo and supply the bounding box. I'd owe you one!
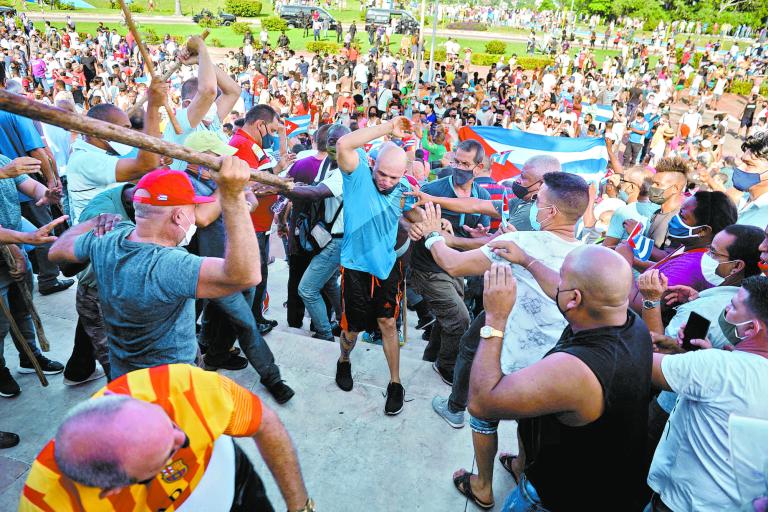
[228,128,278,232]
[480,231,582,373]
[341,148,412,279]
[74,223,203,378]
[66,138,121,224]
[20,364,263,512]
[0,154,28,232]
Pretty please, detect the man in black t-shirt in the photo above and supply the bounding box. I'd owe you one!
[464,245,651,511]
[739,94,758,139]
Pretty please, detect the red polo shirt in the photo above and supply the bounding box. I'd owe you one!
[228,128,278,233]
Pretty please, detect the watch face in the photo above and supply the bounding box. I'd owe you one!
[480,326,491,337]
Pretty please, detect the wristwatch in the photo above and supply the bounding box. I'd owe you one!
[480,326,504,339]
[642,299,661,310]
[424,231,441,241]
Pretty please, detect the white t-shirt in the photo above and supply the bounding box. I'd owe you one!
[319,165,344,235]
[66,138,121,223]
[480,231,583,373]
[648,349,768,511]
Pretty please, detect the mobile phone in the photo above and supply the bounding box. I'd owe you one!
[682,311,710,351]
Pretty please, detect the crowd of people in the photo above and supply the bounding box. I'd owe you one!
[0,5,767,512]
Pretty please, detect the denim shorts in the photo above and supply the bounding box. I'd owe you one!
[469,415,499,435]
[501,474,549,512]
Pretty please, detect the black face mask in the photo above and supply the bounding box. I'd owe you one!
[451,167,475,186]
[511,180,529,200]
[373,174,398,195]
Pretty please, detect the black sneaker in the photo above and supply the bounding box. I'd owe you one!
[38,278,75,296]
[331,321,342,337]
[255,318,278,329]
[432,362,453,386]
[203,353,248,371]
[0,431,19,449]
[265,381,295,404]
[335,360,353,391]
[257,322,274,336]
[385,382,404,415]
[0,367,20,397]
[19,355,64,375]
[311,332,334,341]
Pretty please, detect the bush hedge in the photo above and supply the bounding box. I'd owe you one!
[209,37,224,47]
[471,53,502,66]
[761,82,768,99]
[142,27,161,44]
[516,56,555,70]
[306,41,340,54]
[224,0,262,17]
[485,40,506,55]
[261,15,288,31]
[231,21,254,34]
[674,48,702,70]
[445,22,487,31]
[128,2,144,13]
[424,48,446,61]
[730,80,753,96]
[196,17,221,28]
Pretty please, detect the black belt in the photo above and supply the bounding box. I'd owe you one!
[331,234,344,238]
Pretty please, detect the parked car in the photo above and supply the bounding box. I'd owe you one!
[192,9,236,26]
[365,8,419,35]
[278,4,338,31]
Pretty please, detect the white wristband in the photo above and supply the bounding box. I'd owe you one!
[424,235,445,251]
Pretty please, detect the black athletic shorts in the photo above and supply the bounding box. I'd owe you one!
[340,259,404,334]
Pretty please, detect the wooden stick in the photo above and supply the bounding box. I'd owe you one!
[0,245,50,352]
[402,273,407,345]
[118,0,183,135]
[132,29,211,111]
[0,90,293,190]
[0,293,47,386]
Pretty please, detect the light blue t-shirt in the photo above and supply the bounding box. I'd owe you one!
[628,119,649,144]
[163,107,225,171]
[341,148,412,279]
[0,154,28,232]
[606,201,660,241]
[74,222,203,379]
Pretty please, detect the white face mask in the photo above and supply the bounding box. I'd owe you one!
[700,253,734,286]
[108,141,134,156]
[177,211,197,247]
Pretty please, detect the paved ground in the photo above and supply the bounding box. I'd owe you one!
[0,236,519,511]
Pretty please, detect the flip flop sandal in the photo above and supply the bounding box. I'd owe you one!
[453,470,494,510]
[499,454,521,485]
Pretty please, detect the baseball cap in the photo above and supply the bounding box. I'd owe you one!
[133,169,216,206]
[184,131,237,156]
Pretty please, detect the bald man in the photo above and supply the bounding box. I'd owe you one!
[66,80,165,223]
[334,118,423,415]
[469,247,651,511]
[20,364,311,512]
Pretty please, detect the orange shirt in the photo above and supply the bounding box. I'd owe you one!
[228,128,278,232]
[20,364,263,512]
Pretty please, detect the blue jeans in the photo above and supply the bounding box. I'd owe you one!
[0,261,42,369]
[501,474,549,512]
[298,238,342,338]
[201,287,281,385]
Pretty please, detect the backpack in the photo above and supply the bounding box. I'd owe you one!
[295,158,343,254]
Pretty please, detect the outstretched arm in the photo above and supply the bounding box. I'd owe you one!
[409,190,500,218]
[335,116,412,173]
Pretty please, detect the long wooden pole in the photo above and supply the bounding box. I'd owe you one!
[0,246,50,352]
[132,29,211,111]
[119,0,183,135]
[0,295,47,386]
[0,90,293,190]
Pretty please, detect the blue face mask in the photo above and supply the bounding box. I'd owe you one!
[529,203,541,231]
[261,132,275,151]
[618,189,630,202]
[731,167,765,192]
[667,213,705,239]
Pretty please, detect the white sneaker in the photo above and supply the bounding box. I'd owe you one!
[63,367,106,387]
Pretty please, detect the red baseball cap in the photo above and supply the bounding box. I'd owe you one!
[133,169,216,206]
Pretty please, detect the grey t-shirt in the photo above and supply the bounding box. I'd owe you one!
[74,222,203,378]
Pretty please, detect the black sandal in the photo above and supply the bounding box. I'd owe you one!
[453,470,494,510]
[499,454,521,485]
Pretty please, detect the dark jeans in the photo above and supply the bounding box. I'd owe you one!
[65,285,111,380]
[252,232,270,321]
[623,141,643,166]
[286,251,313,328]
[231,442,274,512]
[413,269,470,374]
[202,288,281,386]
[448,311,484,413]
[21,202,61,289]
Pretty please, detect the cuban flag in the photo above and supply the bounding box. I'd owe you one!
[628,221,653,261]
[285,115,311,137]
[459,126,609,183]
[582,103,614,123]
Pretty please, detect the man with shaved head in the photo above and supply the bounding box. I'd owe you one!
[334,116,423,415]
[66,80,165,224]
[414,173,588,507]
[20,364,312,511]
[470,246,651,510]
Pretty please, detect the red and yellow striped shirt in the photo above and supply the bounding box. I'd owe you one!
[19,364,262,512]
